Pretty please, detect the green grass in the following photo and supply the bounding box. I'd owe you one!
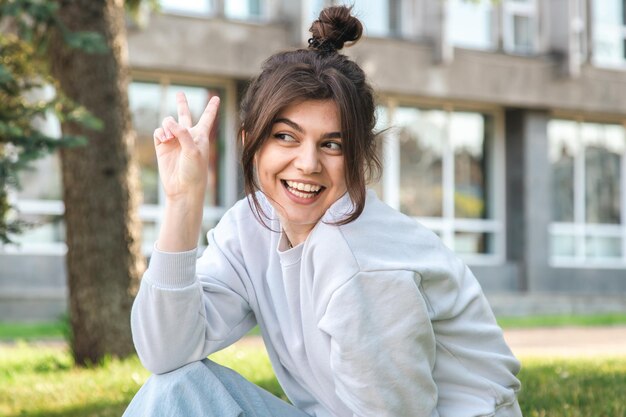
[0,341,282,417]
[4,313,625,342]
[0,321,68,341]
[1,341,625,417]
[497,313,626,329]
[518,356,626,417]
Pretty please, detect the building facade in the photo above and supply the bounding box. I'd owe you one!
[3,0,626,320]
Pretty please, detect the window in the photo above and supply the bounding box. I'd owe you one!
[448,0,495,50]
[225,0,264,20]
[502,0,538,54]
[383,104,502,263]
[160,0,213,16]
[160,0,266,20]
[592,0,626,66]
[129,80,231,253]
[11,88,65,252]
[334,0,403,37]
[447,0,539,54]
[549,119,626,266]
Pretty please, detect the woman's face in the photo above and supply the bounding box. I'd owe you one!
[256,99,347,240]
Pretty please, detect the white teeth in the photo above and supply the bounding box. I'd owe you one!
[285,180,322,193]
[290,189,316,199]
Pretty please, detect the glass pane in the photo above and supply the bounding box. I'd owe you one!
[338,0,393,37]
[548,120,577,222]
[165,85,224,206]
[142,220,159,252]
[129,82,162,205]
[307,0,326,20]
[160,0,212,14]
[368,105,388,198]
[582,123,622,224]
[450,112,490,219]
[551,234,576,257]
[16,154,62,200]
[226,0,263,19]
[594,0,622,25]
[585,235,621,258]
[396,107,445,217]
[512,14,533,53]
[449,0,494,50]
[454,231,493,255]
[592,1,625,65]
[12,214,65,244]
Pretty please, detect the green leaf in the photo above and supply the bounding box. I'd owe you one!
[63,32,108,54]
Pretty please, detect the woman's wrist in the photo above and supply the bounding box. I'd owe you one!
[157,195,206,252]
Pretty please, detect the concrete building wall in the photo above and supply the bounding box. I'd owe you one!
[0,254,67,321]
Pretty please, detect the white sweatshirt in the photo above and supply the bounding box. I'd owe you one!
[131,190,522,417]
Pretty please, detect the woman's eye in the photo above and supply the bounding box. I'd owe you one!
[274,133,296,142]
[323,141,342,151]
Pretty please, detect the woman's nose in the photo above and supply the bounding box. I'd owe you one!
[294,143,322,174]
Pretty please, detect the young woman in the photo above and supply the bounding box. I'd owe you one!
[124,6,522,417]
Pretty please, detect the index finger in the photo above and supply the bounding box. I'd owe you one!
[176,92,193,128]
[195,96,221,135]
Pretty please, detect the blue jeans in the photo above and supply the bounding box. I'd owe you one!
[123,359,311,417]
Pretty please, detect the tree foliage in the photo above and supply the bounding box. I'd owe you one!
[0,0,105,243]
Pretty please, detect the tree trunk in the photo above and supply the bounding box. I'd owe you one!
[48,0,145,365]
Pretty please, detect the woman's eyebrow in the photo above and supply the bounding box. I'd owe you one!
[273,118,303,133]
[273,117,342,139]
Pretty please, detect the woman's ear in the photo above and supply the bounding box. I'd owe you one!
[241,130,246,146]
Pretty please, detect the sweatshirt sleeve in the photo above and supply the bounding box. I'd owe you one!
[131,216,256,375]
[317,269,438,417]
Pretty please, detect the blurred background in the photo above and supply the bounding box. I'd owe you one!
[2,0,626,322]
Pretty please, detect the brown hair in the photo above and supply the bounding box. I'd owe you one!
[239,5,381,227]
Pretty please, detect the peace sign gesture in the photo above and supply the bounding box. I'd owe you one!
[153,92,221,202]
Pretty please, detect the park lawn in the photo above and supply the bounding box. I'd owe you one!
[0,321,68,341]
[1,341,625,417]
[496,312,626,329]
[4,313,626,341]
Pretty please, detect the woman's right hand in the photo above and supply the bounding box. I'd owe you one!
[153,92,221,202]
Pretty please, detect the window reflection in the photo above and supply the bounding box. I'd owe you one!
[17,154,63,200]
[549,119,626,262]
[160,0,212,15]
[551,234,576,257]
[512,15,533,53]
[368,105,387,198]
[129,82,162,205]
[592,0,626,65]
[226,0,263,20]
[336,0,401,37]
[586,236,622,258]
[454,232,493,255]
[448,0,494,50]
[549,120,577,222]
[396,107,445,217]
[582,123,622,224]
[12,214,65,245]
[451,112,489,219]
[393,106,496,255]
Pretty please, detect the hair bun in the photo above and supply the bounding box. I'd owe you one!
[308,6,363,53]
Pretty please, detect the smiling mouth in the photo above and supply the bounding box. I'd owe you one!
[282,180,324,199]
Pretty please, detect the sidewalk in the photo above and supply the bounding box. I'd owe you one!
[503,325,626,357]
[233,326,626,358]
